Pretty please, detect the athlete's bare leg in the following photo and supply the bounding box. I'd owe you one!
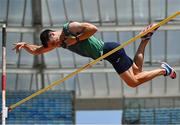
[133,39,149,74]
[119,24,166,87]
[120,66,165,87]
[120,39,176,87]
[120,40,166,87]
[133,23,158,74]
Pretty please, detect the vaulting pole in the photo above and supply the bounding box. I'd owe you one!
[8,11,180,112]
[1,24,8,125]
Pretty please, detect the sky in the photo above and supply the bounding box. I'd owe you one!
[76,110,122,124]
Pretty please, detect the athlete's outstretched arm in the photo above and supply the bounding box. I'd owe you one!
[13,42,56,55]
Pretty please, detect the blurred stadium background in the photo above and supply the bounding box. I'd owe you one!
[0,0,180,124]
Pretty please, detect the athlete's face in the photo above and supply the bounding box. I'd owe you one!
[48,31,60,46]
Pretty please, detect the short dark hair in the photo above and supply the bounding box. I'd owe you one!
[40,29,54,48]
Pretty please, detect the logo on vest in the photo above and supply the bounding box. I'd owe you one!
[116,57,121,63]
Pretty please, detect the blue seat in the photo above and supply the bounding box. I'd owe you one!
[0,91,74,124]
[123,108,180,124]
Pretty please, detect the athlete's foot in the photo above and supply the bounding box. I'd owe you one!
[161,62,176,79]
[140,23,159,41]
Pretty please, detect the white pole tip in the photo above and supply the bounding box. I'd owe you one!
[2,24,6,28]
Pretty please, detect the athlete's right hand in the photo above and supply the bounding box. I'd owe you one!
[12,42,26,53]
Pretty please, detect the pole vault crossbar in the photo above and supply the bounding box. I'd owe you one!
[8,11,180,112]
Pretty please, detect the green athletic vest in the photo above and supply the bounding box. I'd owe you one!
[62,22,104,59]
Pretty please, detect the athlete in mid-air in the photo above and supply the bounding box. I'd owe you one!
[13,22,176,87]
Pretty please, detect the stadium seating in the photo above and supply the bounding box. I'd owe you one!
[0,91,74,124]
[123,108,180,124]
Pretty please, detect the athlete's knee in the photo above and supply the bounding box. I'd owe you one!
[120,69,141,88]
[124,79,140,88]
[134,53,144,60]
